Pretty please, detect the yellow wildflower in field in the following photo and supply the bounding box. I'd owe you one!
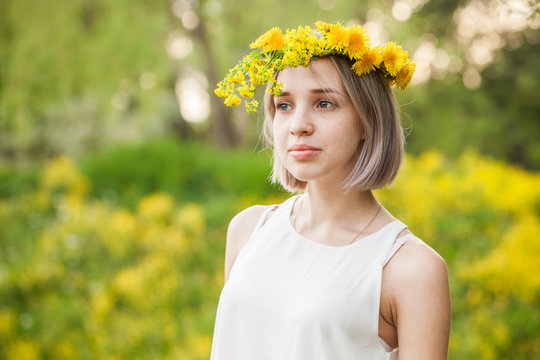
[187,335,212,360]
[40,155,89,199]
[90,290,114,324]
[110,209,137,237]
[0,310,15,335]
[112,253,180,309]
[137,192,175,220]
[175,202,205,236]
[461,214,540,302]
[53,341,77,359]
[5,340,39,360]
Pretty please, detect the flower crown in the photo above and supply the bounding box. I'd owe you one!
[215,21,415,113]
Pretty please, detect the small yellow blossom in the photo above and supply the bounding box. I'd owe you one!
[214,82,229,98]
[224,94,241,107]
[227,65,245,84]
[282,50,301,67]
[268,81,283,96]
[245,100,259,113]
[237,82,255,98]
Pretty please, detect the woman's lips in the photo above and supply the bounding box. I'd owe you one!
[288,144,322,159]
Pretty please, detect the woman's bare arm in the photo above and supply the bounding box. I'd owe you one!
[385,239,451,359]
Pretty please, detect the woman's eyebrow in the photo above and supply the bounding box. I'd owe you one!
[276,88,342,98]
[310,88,340,95]
[276,91,290,98]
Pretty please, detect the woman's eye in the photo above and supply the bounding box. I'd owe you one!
[276,103,291,111]
[318,100,334,109]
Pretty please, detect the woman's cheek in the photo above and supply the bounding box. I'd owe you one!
[273,123,288,152]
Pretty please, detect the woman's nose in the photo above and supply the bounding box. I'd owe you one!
[289,106,314,136]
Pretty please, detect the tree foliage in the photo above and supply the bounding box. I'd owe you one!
[0,0,176,160]
[0,0,538,167]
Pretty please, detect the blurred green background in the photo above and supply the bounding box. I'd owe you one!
[0,0,539,359]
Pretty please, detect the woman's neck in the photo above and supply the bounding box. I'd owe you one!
[301,182,380,229]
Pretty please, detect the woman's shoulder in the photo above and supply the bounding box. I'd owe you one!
[383,234,449,312]
[386,235,448,284]
[224,203,279,282]
[228,204,276,237]
[228,196,294,235]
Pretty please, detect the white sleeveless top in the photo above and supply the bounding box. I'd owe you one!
[211,196,411,360]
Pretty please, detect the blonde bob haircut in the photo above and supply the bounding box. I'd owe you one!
[263,54,404,193]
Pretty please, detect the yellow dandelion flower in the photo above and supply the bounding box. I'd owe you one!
[346,25,371,59]
[395,61,416,89]
[381,41,408,76]
[224,94,241,107]
[351,48,383,75]
[315,21,333,33]
[325,23,348,52]
[250,27,285,52]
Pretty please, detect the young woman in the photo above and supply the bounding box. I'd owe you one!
[211,22,451,360]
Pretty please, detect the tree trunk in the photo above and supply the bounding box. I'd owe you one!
[190,14,239,148]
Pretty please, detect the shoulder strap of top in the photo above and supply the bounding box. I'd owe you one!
[383,230,414,267]
[251,195,299,231]
[251,203,280,235]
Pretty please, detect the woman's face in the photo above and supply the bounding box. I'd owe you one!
[273,58,363,186]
